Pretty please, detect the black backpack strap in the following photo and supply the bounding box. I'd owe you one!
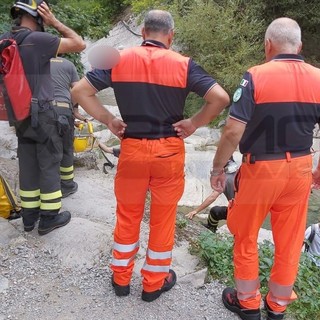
[11,28,32,44]
[305,224,317,252]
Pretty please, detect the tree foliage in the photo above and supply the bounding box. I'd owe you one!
[1,0,320,108]
[126,0,320,94]
[246,0,320,66]
[0,0,128,38]
[171,0,264,95]
[0,0,129,74]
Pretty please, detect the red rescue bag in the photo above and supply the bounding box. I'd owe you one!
[0,36,32,123]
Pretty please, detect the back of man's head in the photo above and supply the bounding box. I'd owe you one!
[144,10,174,35]
[265,17,301,53]
[11,0,47,30]
[11,0,47,19]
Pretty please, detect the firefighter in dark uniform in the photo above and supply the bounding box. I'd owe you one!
[50,56,80,198]
[72,10,229,302]
[0,1,85,235]
[210,18,320,320]
[186,156,239,232]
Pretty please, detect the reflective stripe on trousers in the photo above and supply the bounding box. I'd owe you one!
[17,110,63,213]
[20,189,62,211]
[20,189,40,209]
[141,248,172,274]
[236,278,260,301]
[265,280,297,313]
[60,165,74,181]
[228,155,312,310]
[112,137,185,291]
[111,241,139,269]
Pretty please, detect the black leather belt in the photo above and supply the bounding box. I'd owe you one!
[242,150,310,163]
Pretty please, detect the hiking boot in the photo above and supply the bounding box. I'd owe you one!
[264,299,285,320]
[61,182,78,198]
[201,222,218,233]
[38,211,71,235]
[21,209,40,232]
[111,275,130,297]
[204,206,228,233]
[222,287,261,320]
[141,269,177,302]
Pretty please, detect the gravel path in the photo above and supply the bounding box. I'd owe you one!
[0,233,235,320]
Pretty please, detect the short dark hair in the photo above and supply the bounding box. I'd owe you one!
[144,10,174,35]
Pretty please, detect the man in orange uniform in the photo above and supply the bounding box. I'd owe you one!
[210,18,320,320]
[72,10,229,302]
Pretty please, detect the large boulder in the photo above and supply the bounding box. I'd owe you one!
[36,217,113,270]
[0,218,23,248]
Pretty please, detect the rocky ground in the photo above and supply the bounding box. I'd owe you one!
[0,120,279,320]
[0,156,232,320]
[1,12,316,320]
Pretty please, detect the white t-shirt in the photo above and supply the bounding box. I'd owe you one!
[305,223,320,267]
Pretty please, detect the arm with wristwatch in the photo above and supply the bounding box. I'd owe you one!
[210,117,246,192]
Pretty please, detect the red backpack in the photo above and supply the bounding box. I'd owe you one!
[0,31,32,125]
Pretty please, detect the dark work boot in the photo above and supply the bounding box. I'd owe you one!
[203,206,228,233]
[38,211,71,235]
[111,274,130,297]
[222,287,261,320]
[142,269,177,302]
[61,181,78,198]
[21,209,40,232]
[264,298,285,320]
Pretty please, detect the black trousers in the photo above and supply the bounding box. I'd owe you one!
[54,105,75,187]
[16,109,63,215]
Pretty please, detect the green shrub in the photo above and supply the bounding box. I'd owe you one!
[171,0,264,95]
[197,231,320,320]
[198,232,234,284]
[176,217,188,229]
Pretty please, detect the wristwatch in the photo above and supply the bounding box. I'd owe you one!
[210,168,224,177]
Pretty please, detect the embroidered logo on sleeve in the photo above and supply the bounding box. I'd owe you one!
[233,88,242,102]
[240,79,248,87]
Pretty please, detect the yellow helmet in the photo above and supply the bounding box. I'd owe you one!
[73,121,95,153]
[73,137,88,153]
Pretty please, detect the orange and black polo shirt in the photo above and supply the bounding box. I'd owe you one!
[230,54,320,155]
[85,40,216,139]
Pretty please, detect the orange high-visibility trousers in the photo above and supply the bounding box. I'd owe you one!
[111,137,185,292]
[227,154,312,311]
